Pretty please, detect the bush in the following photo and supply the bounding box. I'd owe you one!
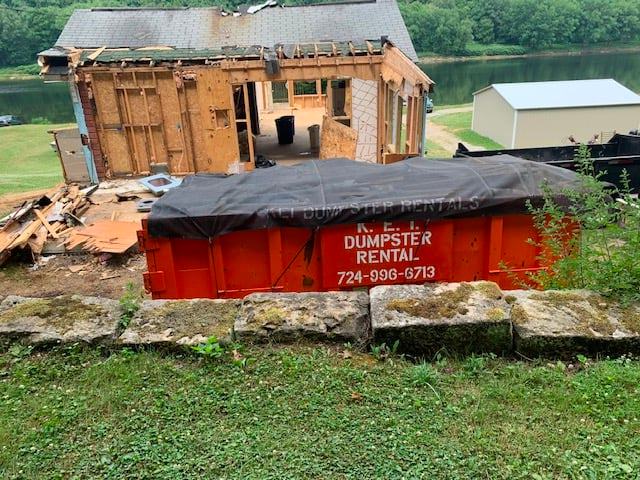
[12,64,40,75]
[525,145,640,303]
[463,43,528,56]
[30,117,52,125]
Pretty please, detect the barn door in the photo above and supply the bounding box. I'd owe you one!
[194,68,240,172]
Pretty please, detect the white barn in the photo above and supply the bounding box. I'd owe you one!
[472,79,640,148]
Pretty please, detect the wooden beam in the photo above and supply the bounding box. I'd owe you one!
[406,96,414,153]
[242,83,255,165]
[79,55,384,83]
[287,80,294,107]
[395,95,403,153]
[377,78,385,163]
[33,209,59,239]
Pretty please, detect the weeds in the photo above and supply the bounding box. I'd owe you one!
[191,336,225,359]
[118,282,143,329]
[191,336,253,369]
[370,340,400,361]
[525,144,640,303]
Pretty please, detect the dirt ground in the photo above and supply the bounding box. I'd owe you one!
[0,252,147,300]
[427,106,483,154]
[0,179,155,300]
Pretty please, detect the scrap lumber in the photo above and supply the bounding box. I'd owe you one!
[64,220,140,254]
[0,184,92,265]
[33,209,59,239]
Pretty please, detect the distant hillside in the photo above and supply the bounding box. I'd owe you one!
[0,0,639,67]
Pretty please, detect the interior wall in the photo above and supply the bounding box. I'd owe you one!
[351,78,378,162]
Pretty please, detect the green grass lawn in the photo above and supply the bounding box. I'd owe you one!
[432,111,504,150]
[425,140,450,158]
[0,124,71,197]
[1,346,639,479]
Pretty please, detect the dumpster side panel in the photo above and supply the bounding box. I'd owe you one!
[214,229,272,293]
[319,220,454,289]
[142,214,551,299]
[277,228,322,293]
[450,217,488,283]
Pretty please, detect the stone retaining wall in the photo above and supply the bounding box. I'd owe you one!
[1,283,639,358]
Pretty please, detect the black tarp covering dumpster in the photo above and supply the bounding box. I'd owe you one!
[148,156,581,239]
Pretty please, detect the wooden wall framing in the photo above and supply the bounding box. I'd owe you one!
[79,46,433,176]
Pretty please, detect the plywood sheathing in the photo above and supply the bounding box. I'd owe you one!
[195,68,240,172]
[319,116,357,160]
[64,220,139,254]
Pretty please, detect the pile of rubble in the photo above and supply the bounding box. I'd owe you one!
[0,184,140,265]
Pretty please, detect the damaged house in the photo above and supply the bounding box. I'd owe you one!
[38,0,434,182]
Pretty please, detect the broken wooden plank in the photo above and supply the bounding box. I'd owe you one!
[64,220,140,254]
[33,209,59,239]
[26,225,48,256]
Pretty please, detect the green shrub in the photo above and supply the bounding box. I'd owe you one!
[30,117,52,125]
[463,43,528,56]
[12,64,40,75]
[525,144,640,302]
[119,282,143,329]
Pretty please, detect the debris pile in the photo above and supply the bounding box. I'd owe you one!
[0,184,139,265]
[65,220,139,254]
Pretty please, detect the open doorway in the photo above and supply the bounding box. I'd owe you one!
[252,79,329,165]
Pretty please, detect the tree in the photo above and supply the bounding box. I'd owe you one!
[400,2,473,55]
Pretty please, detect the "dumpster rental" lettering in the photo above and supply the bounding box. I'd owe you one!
[344,222,432,264]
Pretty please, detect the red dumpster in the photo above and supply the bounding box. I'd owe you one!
[139,157,580,299]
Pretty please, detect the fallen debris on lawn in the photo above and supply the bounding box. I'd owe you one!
[0,184,93,265]
[65,220,140,254]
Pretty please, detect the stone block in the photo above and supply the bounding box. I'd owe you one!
[235,292,370,344]
[119,299,240,346]
[510,289,640,357]
[0,295,120,345]
[370,282,512,355]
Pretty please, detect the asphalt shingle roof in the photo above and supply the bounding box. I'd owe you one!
[476,79,640,110]
[54,0,418,61]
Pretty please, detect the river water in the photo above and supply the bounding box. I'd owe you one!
[422,51,640,106]
[1,51,639,123]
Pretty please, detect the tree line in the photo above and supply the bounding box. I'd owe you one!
[1,0,640,67]
[402,0,640,55]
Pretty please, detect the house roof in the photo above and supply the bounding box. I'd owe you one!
[474,79,640,110]
[79,40,385,64]
[52,0,418,61]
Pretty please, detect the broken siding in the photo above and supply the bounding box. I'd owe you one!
[77,81,107,180]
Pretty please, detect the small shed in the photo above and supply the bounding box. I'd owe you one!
[472,79,640,148]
